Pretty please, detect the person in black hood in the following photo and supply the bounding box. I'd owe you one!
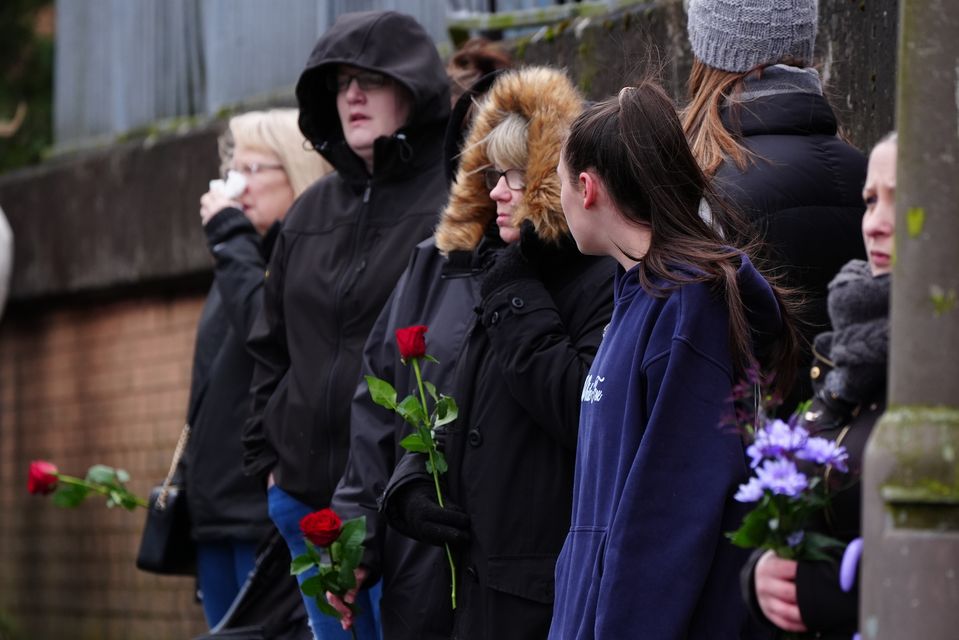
[242,11,450,640]
[187,108,330,629]
[329,66,613,639]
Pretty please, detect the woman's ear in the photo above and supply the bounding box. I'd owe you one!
[580,171,599,209]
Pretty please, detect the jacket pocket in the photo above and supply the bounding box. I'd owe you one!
[486,554,557,604]
[552,526,608,634]
[261,372,289,454]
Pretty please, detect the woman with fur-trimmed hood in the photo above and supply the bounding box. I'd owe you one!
[332,66,614,638]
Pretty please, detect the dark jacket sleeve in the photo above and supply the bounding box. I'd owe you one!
[242,226,291,480]
[795,550,859,634]
[478,263,612,451]
[204,208,267,343]
[331,284,404,578]
[742,546,858,636]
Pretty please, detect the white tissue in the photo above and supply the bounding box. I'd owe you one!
[209,170,247,199]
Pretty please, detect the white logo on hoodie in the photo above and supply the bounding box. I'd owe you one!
[581,374,605,404]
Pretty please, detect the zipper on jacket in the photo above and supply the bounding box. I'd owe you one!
[322,178,373,489]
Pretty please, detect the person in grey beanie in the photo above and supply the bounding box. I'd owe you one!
[683,0,867,413]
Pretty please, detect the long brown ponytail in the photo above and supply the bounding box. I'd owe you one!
[562,81,800,397]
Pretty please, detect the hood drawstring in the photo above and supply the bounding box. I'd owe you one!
[395,133,414,163]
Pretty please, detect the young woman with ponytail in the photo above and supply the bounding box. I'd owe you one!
[548,81,800,639]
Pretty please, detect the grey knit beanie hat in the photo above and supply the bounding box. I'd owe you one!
[687,0,818,73]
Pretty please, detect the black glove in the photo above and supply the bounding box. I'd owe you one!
[480,221,579,298]
[516,219,580,274]
[480,241,534,299]
[384,481,470,547]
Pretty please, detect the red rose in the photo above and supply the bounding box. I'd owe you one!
[300,508,343,547]
[395,325,428,361]
[28,460,59,495]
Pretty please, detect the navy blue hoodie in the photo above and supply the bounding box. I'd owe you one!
[549,256,781,639]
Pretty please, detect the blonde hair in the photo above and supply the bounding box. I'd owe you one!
[483,111,528,170]
[225,109,332,197]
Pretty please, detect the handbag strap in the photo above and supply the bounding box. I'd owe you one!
[156,423,191,510]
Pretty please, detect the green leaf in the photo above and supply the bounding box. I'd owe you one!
[118,494,140,511]
[397,395,428,426]
[304,540,325,564]
[330,540,343,564]
[86,464,118,486]
[727,503,773,549]
[433,396,459,427]
[424,381,438,401]
[365,376,398,410]
[426,452,448,475]
[423,354,440,364]
[299,575,324,597]
[341,544,363,570]
[115,468,131,484]
[291,554,315,576]
[52,483,90,508]
[338,555,357,591]
[339,517,367,550]
[808,531,845,549]
[399,433,429,453]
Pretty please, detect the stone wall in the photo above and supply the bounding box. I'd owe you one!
[0,294,208,638]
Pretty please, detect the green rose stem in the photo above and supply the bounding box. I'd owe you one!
[57,473,148,508]
[411,357,457,610]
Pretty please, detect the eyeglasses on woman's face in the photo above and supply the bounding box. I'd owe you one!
[234,162,284,177]
[328,70,390,93]
[484,167,525,191]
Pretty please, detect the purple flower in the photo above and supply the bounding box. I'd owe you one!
[746,419,809,467]
[797,436,850,472]
[734,477,765,503]
[756,459,808,497]
[786,530,805,548]
[840,537,864,593]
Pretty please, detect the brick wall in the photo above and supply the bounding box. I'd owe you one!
[0,292,209,639]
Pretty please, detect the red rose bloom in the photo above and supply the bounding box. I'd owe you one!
[28,460,59,495]
[300,508,343,547]
[395,325,428,361]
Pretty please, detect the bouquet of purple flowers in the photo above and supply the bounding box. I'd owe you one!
[728,413,850,560]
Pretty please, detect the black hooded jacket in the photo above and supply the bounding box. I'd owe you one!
[183,209,274,542]
[348,67,614,639]
[243,11,450,508]
[715,90,866,405]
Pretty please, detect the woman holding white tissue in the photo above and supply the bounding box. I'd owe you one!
[186,108,331,629]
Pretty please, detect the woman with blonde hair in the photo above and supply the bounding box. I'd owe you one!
[369,66,614,639]
[186,108,330,629]
[683,0,867,409]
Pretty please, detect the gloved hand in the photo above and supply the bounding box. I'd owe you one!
[480,221,579,299]
[480,241,534,299]
[384,480,470,547]
[515,219,579,273]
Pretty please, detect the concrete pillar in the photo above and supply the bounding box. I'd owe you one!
[860,1,959,638]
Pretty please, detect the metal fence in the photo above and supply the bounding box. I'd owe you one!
[53,0,603,147]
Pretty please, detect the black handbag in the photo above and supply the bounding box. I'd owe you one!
[136,424,197,575]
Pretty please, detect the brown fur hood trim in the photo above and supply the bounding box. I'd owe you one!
[434,66,584,254]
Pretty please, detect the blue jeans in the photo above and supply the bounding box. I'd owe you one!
[268,485,382,640]
[196,539,258,628]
